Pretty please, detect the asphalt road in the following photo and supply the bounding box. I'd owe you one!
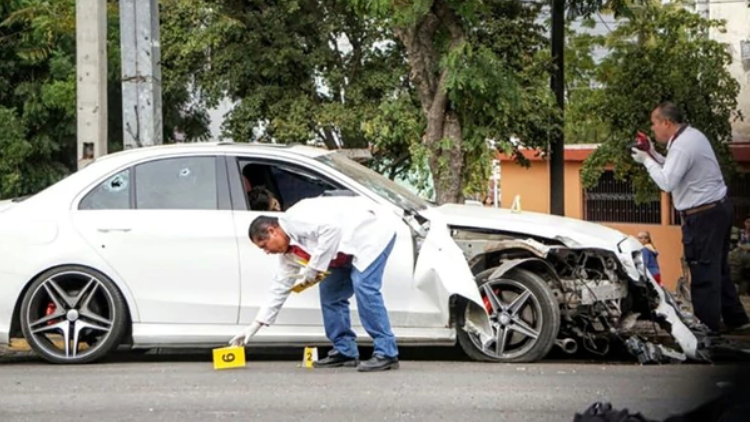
[0,349,740,421]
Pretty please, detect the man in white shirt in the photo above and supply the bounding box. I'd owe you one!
[229,196,401,372]
[631,102,749,333]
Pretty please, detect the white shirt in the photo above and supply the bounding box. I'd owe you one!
[255,196,399,325]
[643,126,727,211]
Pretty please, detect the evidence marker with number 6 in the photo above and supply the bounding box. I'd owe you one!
[212,345,246,370]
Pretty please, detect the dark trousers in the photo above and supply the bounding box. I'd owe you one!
[681,197,749,332]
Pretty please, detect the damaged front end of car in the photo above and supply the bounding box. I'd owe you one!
[450,226,712,364]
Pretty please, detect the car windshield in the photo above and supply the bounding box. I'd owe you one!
[316,152,431,212]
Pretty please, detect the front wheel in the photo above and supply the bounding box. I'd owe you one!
[457,268,560,363]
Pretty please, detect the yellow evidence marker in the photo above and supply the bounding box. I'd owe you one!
[212,345,246,370]
[302,346,318,368]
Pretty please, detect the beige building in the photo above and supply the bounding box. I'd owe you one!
[709,0,750,142]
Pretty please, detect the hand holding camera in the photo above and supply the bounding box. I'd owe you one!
[629,131,655,164]
[630,131,653,152]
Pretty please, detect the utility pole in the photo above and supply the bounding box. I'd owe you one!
[76,0,108,170]
[550,0,566,216]
[120,0,163,149]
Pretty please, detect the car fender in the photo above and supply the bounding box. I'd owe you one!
[412,209,493,342]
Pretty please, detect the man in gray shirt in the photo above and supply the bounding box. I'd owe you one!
[631,102,749,333]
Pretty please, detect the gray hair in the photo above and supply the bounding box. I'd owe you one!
[248,216,279,241]
[654,102,685,125]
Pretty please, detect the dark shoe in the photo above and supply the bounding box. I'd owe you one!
[312,350,359,368]
[357,354,399,372]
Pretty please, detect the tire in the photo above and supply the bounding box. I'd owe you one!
[457,267,561,363]
[19,265,128,364]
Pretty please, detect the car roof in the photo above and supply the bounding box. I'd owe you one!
[93,141,331,163]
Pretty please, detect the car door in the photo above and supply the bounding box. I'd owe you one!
[226,155,415,331]
[70,154,241,325]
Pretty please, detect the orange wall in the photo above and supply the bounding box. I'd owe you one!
[501,162,549,211]
[500,160,683,290]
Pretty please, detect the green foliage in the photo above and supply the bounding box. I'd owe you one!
[443,1,561,195]
[161,0,561,202]
[0,0,210,199]
[0,0,80,198]
[349,0,561,201]
[564,19,611,145]
[573,1,741,203]
[161,0,406,151]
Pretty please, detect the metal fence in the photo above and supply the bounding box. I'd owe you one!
[583,171,662,224]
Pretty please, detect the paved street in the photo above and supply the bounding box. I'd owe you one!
[0,348,739,421]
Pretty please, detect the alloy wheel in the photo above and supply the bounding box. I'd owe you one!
[468,278,544,360]
[23,270,117,361]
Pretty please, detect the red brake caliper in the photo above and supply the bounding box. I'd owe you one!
[45,302,56,325]
[482,288,501,313]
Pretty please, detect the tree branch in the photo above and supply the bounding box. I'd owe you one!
[387,152,411,180]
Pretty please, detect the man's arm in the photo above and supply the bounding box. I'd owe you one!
[255,256,299,325]
[649,149,666,166]
[643,147,691,193]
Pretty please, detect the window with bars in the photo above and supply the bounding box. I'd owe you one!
[670,172,750,225]
[583,171,662,224]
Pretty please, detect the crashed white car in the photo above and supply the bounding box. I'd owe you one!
[0,142,706,364]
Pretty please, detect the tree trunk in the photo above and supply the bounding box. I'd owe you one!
[394,0,465,204]
[425,111,464,204]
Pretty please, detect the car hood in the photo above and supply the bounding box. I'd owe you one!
[435,203,634,252]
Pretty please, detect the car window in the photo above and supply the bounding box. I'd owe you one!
[269,165,337,210]
[79,169,132,210]
[237,160,345,211]
[316,152,430,212]
[135,156,218,210]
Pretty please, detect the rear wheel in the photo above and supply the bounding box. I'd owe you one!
[19,266,128,364]
[457,268,560,363]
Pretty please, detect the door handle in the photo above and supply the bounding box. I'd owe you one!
[97,228,132,233]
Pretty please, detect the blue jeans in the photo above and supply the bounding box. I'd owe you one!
[318,236,398,358]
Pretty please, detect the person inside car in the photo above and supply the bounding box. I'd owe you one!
[248,187,281,212]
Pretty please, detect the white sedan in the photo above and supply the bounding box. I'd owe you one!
[0,142,707,364]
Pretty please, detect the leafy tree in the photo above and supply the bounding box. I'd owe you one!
[350,0,560,203]
[160,0,408,151]
[0,0,208,199]
[575,0,742,202]
[0,0,81,197]
[162,0,561,204]
[564,18,610,145]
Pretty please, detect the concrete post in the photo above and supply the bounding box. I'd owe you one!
[76,0,108,170]
[120,0,163,149]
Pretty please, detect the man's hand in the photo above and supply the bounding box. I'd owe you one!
[631,147,650,164]
[642,135,655,153]
[300,266,320,284]
[229,321,265,346]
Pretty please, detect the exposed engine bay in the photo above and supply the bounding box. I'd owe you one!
[450,226,713,364]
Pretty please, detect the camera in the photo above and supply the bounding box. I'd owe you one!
[629,131,651,151]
